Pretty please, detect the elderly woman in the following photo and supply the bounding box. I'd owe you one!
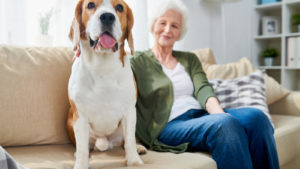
[130,0,279,169]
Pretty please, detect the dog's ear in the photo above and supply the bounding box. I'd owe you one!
[126,4,134,55]
[69,18,80,50]
[69,0,86,50]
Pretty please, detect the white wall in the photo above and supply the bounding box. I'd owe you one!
[133,0,252,64]
[131,0,149,51]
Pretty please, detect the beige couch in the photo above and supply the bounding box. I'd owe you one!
[1,46,300,169]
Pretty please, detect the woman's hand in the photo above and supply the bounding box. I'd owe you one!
[205,97,225,114]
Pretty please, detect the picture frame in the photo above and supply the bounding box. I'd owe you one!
[262,16,280,35]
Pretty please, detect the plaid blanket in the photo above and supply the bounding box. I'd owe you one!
[0,146,27,169]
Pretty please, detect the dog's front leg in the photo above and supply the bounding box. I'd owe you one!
[73,116,90,169]
[122,107,144,166]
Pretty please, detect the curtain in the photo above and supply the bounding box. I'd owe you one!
[0,0,149,48]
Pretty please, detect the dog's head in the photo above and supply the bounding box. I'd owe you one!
[69,0,134,61]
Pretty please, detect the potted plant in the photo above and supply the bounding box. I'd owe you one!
[36,8,54,46]
[261,48,279,66]
[291,14,300,32]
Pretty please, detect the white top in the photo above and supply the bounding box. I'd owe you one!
[162,62,202,122]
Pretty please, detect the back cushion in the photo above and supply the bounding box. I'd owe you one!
[0,46,73,146]
[192,48,216,70]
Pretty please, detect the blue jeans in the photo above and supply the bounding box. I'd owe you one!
[158,108,279,169]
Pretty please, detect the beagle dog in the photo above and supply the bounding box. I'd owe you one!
[67,0,144,168]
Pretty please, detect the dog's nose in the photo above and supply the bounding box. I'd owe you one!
[100,13,115,26]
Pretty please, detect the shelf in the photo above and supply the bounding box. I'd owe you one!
[284,67,300,70]
[285,32,300,37]
[255,2,282,10]
[259,66,282,69]
[254,34,282,39]
[285,0,300,6]
[252,0,300,91]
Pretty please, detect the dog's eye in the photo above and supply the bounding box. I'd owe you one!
[115,4,123,12]
[88,2,95,9]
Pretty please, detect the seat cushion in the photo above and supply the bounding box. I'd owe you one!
[6,144,217,169]
[272,115,300,166]
[6,115,300,169]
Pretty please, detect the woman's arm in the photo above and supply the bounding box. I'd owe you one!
[206,97,225,114]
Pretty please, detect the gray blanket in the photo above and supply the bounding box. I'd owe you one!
[0,146,27,169]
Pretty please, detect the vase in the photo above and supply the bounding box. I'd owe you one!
[264,58,274,66]
[298,24,300,32]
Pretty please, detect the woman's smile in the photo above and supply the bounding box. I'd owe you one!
[162,34,171,40]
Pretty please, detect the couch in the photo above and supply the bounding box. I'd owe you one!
[0,45,299,169]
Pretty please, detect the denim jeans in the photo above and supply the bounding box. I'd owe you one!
[158,108,279,169]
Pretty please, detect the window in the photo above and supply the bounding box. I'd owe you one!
[0,0,77,46]
[0,0,146,49]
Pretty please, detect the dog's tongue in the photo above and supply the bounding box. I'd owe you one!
[99,34,116,48]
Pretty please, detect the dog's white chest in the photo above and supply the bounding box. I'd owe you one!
[69,53,136,136]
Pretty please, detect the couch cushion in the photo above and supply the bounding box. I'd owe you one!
[6,144,217,169]
[272,114,300,167]
[203,57,289,105]
[281,155,300,169]
[0,46,73,146]
[269,92,300,116]
[192,48,216,71]
[6,115,300,169]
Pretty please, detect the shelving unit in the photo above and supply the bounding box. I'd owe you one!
[252,0,300,91]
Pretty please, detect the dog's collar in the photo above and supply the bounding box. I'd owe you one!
[73,45,81,61]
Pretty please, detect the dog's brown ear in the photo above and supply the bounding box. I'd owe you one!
[69,0,86,50]
[69,18,80,50]
[126,4,134,55]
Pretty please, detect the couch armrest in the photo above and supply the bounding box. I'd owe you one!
[269,92,300,116]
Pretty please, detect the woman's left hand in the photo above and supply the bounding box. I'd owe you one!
[205,97,226,114]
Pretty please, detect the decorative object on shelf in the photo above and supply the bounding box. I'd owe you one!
[259,0,280,5]
[262,16,280,35]
[291,14,300,32]
[286,37,300,67]
[261,48,279,66]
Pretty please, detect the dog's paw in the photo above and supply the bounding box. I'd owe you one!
[74,153,89,169]
[94,137,112,151]
[74,160,89,169]
[126,156,144,166]
[137,144,147,155]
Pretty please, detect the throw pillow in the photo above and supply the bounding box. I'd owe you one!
[209,71,273,125]
[203,57,289,105]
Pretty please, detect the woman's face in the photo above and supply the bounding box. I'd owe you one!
[152,9,182,48]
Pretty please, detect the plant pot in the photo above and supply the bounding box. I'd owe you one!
[264,57,274,66]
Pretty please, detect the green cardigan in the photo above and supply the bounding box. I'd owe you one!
[130,50,216,153]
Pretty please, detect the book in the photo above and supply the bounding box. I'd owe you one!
[297,37,300,67]
[287,37,297,67]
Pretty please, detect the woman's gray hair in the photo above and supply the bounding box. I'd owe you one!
[148,0,188,40]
